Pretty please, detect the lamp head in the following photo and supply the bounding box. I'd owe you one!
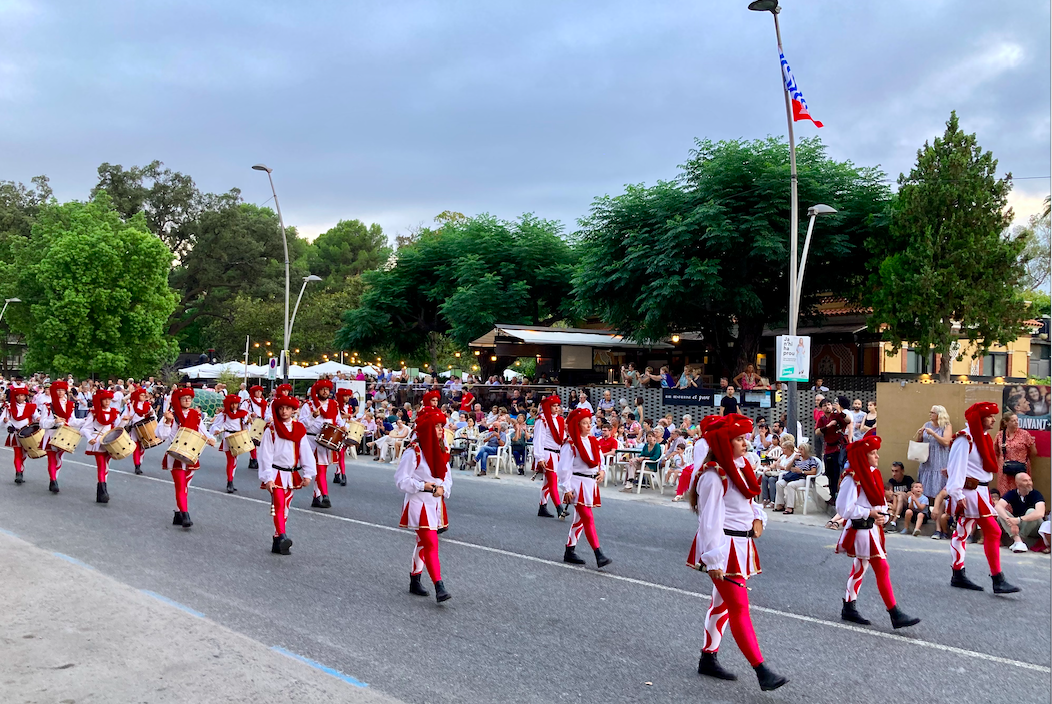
[4,298,20,303]
[807,204,838,217]
[748,0,780,12]
[251,164,271,173]
[304,275,322,282]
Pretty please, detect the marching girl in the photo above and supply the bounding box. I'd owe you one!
[686,413,787,692]
[122,386,156,475]
[40,380,81,493]
[299,379,344,509]
[210,394,250,494]
[333,387,356,485]
[157,387,216,529]
[2,384,40,485]
[80,390,120,504]
[394,406,452,603]
[258,395,316,555]
[556,407,612,569]
[242,384,268,470]
[265,383,294,423]
[836,435,921,630]
[533,394,567,518]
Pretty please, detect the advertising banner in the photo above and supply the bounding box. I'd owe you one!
[1004,384,1051,457]
[776,335,811,382]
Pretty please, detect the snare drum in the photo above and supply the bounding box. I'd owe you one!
[102,428,136,460]
[131,418,162,448]
[226,429,255,456]
[345,420,366,445]
[316,423,346,451]
[17,424,46,459]
[49,424,82,453]
[167,427,207,466]
[249,417,267,445]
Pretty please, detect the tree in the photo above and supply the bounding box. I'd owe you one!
[867,111,1028,382]
[304,219,389,286]
[1012,211,1050,292]
[573,136,890,375]
[1024,290,1051,318]
[7,193,178,378]
[336,213,576,372]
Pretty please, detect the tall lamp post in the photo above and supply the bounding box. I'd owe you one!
[0,298,20,377]
[288,275,323,356]
[252,164,291,384]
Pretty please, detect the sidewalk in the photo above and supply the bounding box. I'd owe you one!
[1,530,400,704]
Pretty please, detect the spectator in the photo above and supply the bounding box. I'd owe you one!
[622,430,662,491]
[720,385,739,416]
[915,404,953,503]
[777,443,820,515]
[373,418,409,463]
[509,415,529,474]
[749,419,772,451]
[762,439,796,509]
[849,399,866,441]
[597,425,619,461]
[734,363,760,391]
[995,473,1046,553]
[662,430,691,488]
[639,366,663,388]
[811,378,829,392]
[575,390,593,414]
[620,362,641,388]
[597,389,615,414]
[884,462,914,530]
[660,429,689,470]
[485,405,500,426]
[812,394,826,456]
[676,368,692,389]
[993,412,1037,496]
[771,420,789,442]
[660,366,676,388]
[634,397,645,424]
[901,482,930,536]
[470,423,507,475]
[817,398,847,504]
[860,400,877,437]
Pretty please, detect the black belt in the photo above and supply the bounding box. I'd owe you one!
[543,448,561,453]
[851,517,876,529]
[272,466,299,472]
[573,472,598,479]
[306,433,317,437]
[724,528,755,538]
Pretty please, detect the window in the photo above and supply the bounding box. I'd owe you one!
[982,353,1007,377]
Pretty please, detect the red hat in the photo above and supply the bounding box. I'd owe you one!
[422,389,441,407]
[223,394,243,414]
[415,406,450,480]
[50,380,68,394]
[92,388,114,415]
[705,413,760,498]
[697,415,720,437]
[273,396,300,412]
[275,384,292,397]
[336,387,354,400]
[310,379,334,406]
[844,435,884,505]
[565,407,600,469]
[540,394,561,411]
[172,387,195,405]
[9,385,28,398]
[249,385,265,397]
[964,401,999,473]
[127,386,148,402]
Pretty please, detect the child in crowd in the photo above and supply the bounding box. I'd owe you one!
[902,482,929,536]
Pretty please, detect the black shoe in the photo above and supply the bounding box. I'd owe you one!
[563,546,586,564]
[249,458,259,470]
[272,533,292,555]
[434,580,451,603]
[754,662,789,692]
[992,571,1021,595]
[409,573,430,597]
[48,480,59,494]
[697,651,737,681]
[518,468,525,476]
[226,481,236,494]
[538,503,554,518]
[594,548,612,569]
[96,482,109,504]
[134,464,143,475]
[14,471,23,484]
[320,495,331,509]
[951,567,984,591]
[340,473,347,486]
[888,605,921,629]
[841,599,870,625]
[181,512,193,529]
[173,510,183,526]
[311,496,324,508]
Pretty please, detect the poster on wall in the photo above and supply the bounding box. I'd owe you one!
[1003,384,1050,457]
[776,335,811,382]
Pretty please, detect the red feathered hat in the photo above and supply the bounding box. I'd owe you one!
[844,435,883,504]
[422,389,441,407]
[223,394,243,414]
[172,387,195,405]
[9,385,29,399]
[92,388,114,414]
[127,385,148,402]
[415,406,450,480]
[272,396,300,412]
[275,383,292,397]
[964,401,1000,473]
[540,394,561,411]
[310,379,334,405]
[706,413,760,498]
[249,385,265,397]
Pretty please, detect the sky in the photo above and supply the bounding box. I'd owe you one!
[1,1,1049,242]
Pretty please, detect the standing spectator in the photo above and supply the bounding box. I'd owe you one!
[661,366,676,388]
[812,394,826,457]
[861,401,877,437]
[849,399,866,442]
[817,398,848,505]
[734,363,761,391]
[811,378,829,392]
[620,362,641,388]
[901,482,930,536]
[719,386,739,416]
[995,473,1046,553]
[638,366,662,388]
[509,415,529,474]
[915,405,953,502]
[993,412,1037,496]
[776,443,821,514]
[634,397,645,425]
[677,368,692,389]
[884,462,914,530]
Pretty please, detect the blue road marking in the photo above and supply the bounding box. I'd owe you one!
[271,646,369,688]
[140,590,205,618]
[52,552,95,569]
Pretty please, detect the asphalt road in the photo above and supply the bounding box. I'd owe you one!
[1,445,1049,704]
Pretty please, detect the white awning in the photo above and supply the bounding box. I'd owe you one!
[470,324,673,350]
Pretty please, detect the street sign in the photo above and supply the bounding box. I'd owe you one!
[268,357,277,380]
[776,335,811,382]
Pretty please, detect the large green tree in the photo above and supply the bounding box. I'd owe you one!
[336,213,577,371]
[7,193,178,378]
[573,136,890,375]
[867,111,1028,382]
[304,219,389,286]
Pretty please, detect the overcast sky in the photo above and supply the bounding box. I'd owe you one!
[1,1,1048,242]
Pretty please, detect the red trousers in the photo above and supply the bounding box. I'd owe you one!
[411,528,442,582]
[171,463,196,512]
[89,453,109,482]
[567,505,600,549]
[271,486,295,536]
[133,441,144,467]
[314,464,329,497]
[951,515,1002,574]
[539,468,560,506]
[12,446,25,473]
[46,449,65,481]
[223,450,237,482]
[845,556,896,608]
[702,578,763,667]
[336,447,346,474]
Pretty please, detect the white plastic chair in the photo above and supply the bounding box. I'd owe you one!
[636,445,664,494]
[800,474,828,515]
[487,443,513,477]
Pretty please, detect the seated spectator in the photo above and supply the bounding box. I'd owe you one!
[884,461,914,530]
[625,417,642,446]
[657,417,673,444]
[509,415,529,474]
[750,419,773,451]
[373,418,409,463]
[901,482,929,536]
[776,443,820,514]
[762,439,796,509]
[575,390,593,413]
[597,425,619,461]
[622,430,662,491]
[1038,520,1052,554]
[660,429,689,470]
[454,412,468,430]
[470,423,507,475]
[597,389,615,414]
[995,473,1046,553]
[929,488,951,540]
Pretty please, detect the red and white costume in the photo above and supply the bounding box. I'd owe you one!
[258,396,317,552]
[157,388,215,525]
[676,415,718,498]
[80,390,120,501]
[122,386,155,470]
[334,387,356,478]
[210,394,250,486]
[534,395,567,514]
[556,408,611,566]
[2,386,40,478]
[242,385,268,465]
[299,379,344,504]
[264,384,293,423]
[41,381,81,485]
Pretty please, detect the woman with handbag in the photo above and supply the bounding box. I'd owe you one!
[913,406,953,501]
[993,412,1036,495]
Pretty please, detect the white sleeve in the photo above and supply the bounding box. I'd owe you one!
[394,449,425,494]
[693,439,709,471]
[297,435,317,478]
[440,466,453,499]
[555,444,574,495]
[752,501,768,526]
[836,475,868,520]
[40,412,56,430]
[258,428,277,484]
[156,419,174,441]
[694,470,729,570]
[208,414,225,435]
[946,437,968,502]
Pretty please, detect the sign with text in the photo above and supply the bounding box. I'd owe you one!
[1004,384,1051,457]
[663,388,716,406]
[776,335,811,382]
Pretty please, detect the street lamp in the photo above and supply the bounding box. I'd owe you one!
[252,163,291,383]
[793,204,838,326]
[0,298,21,323]
[288,275,323,358]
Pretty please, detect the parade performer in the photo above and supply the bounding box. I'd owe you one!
[210,394,250,493]
[394,406,452,603]
[265,383,293,423]
[300,379,343,509]
[40,380,79,493]
[557,407,612,568]
[836,435,921,629]
[258,395,316,555]
[333,387,356,486]
[674,415,719,501]
[157,387,216,528]
[243,385,268,470]
[423,389,441,409]
[533,394,567,518]
[687,413,787,691]
[3,385,40,485]
[80,390,120,504]
[122,386,155,475]
[946,402,1020,593]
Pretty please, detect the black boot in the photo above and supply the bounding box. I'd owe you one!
[697,651,737,681]
[181,512,193,529]
[173,510,183,526]
[594,548,612,569]
[96,482,109,504]
[272,533,292,555]
[992,571,1021,595]
[134,464,143,475]
[311,496,324,508]
[409,573,429,597]
[563,546,586,564]
[48,480,59,494]
[340,473,347,486]
[14,471,23,484]
[538,503,554,518]
[951,567,984,591]
[434,580,451,603]
[888,605,921,629]
[320,495,331,509]
[226,481,236,494]
[841,599,870,625]
[249,458,259,470]
[754,662,789,692]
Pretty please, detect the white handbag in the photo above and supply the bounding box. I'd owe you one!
[907,440,929,463]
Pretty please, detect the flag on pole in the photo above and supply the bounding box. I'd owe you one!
[779,51,823,128]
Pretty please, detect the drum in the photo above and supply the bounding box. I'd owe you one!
[316,422,346,451]
[17,424,46,459]
[249,417,266,445]
[345,420,366,445]
[167,427,207,465]
[226,429,255,456]
[49,424,82,453]
[102,428,136,460]
[131,417,162,449]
